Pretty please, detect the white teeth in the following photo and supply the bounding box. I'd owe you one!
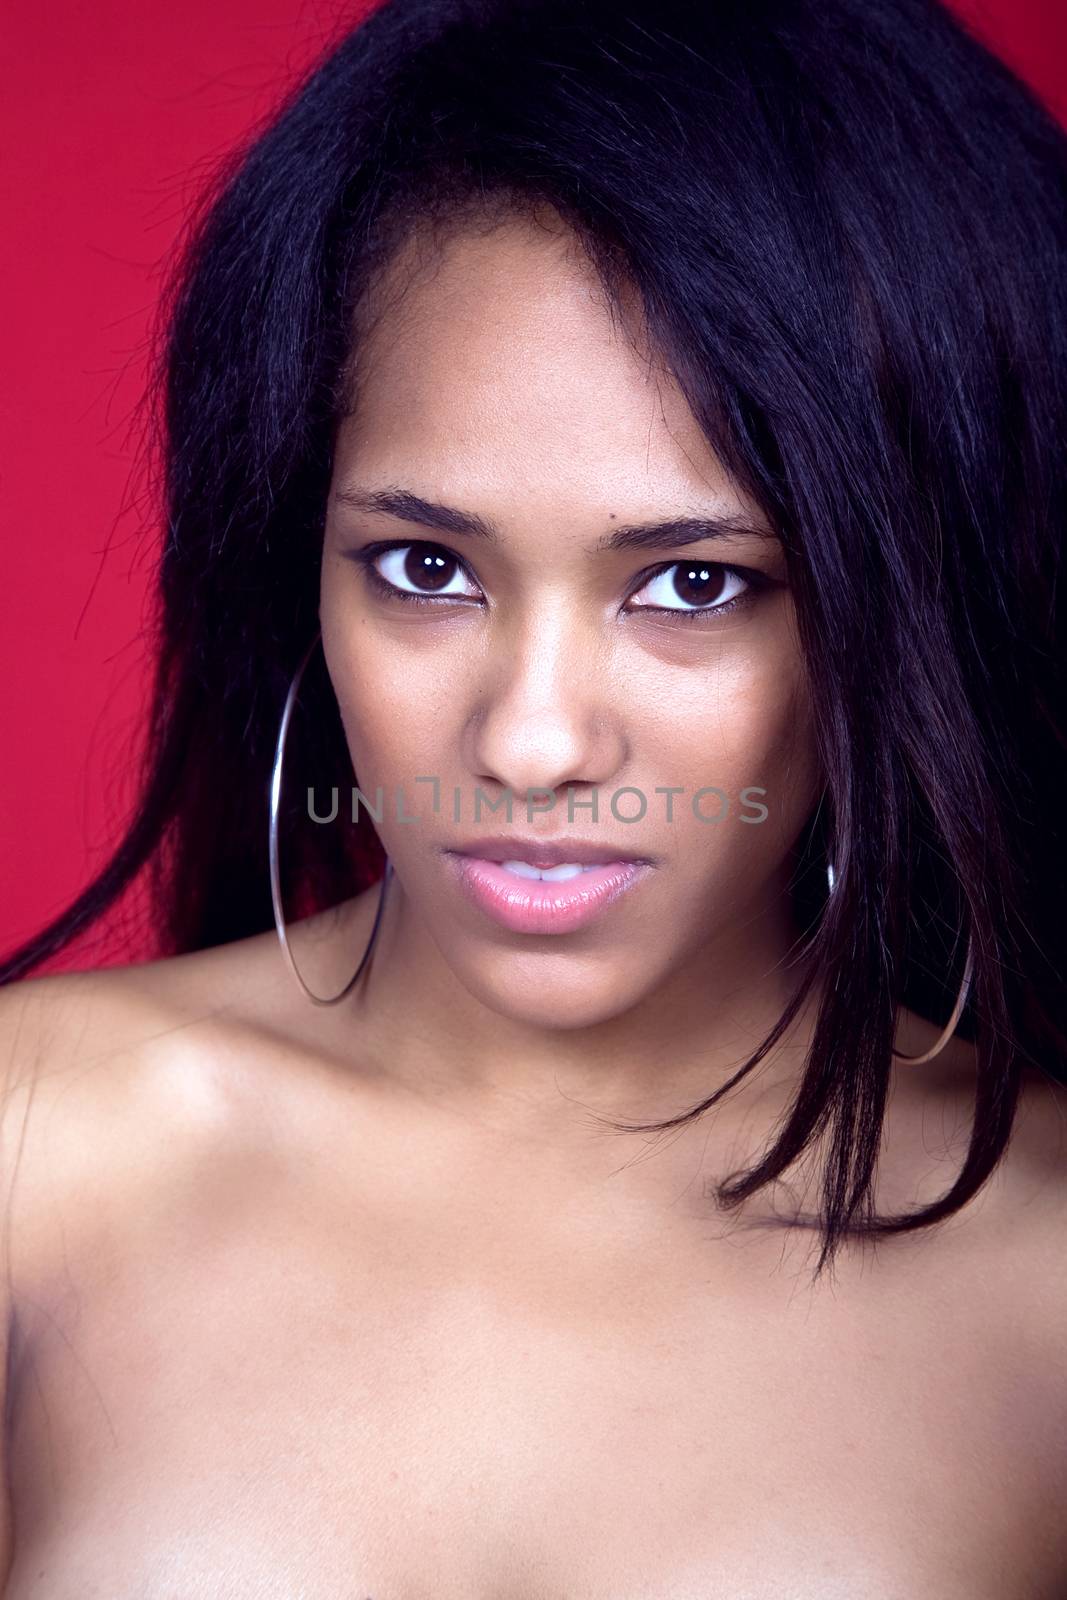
[501,860,593,881]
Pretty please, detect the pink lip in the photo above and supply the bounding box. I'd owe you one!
[444,853,652,935]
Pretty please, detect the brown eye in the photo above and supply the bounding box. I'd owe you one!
[627,561,751,616]
[371,542,481,601]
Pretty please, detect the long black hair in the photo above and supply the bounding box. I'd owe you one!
[4,0,1065,1277]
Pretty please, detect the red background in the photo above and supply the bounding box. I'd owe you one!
[3,0,1065,972]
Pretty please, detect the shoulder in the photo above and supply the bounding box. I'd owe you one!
[0,959,224,1585]
[890,1011,1066,1201]
[881,1014,1067,1312]
[0,892,392,1295]
[0,935,300,1300]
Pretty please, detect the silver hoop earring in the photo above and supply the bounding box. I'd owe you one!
[824,856,974,1064]
[269,628,392,1007]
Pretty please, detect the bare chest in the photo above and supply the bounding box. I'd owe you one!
[5,1172,1064,1600]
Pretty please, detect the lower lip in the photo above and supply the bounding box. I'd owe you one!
[444,854,652,935]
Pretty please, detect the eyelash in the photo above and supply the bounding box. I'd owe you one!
[351,539,769,622]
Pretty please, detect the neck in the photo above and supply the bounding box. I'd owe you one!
[327,869,823,1142]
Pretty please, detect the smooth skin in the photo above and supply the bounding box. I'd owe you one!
[0,209,1064,1599]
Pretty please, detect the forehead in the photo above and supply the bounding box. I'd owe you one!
[337,213,741,512]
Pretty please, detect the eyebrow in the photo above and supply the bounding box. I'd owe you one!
[330,485,777,553]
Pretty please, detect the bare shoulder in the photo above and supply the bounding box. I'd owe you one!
[0,930,302,1299]
[892,1005,1067,1194]
[996,1057,1067,1303]
[975,1060,1067,1438]
[884,1011,1067,1293]
[917,1022,1067,1342]
[0,932,354,1588]
[0,886,399,1308]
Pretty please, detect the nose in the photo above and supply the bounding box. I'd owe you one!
[465,601,627,803]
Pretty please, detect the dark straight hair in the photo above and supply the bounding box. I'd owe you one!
[3,0,1065,1277]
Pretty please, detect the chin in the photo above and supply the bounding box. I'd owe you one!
[446,943,654,1033]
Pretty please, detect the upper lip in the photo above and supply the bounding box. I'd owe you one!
[445,834,654,867]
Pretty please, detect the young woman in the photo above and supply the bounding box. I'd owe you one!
[1,0,1065,1592]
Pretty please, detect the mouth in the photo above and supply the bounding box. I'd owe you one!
[441,850,654,935]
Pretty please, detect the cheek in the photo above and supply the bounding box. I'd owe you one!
[636,645,819,849]
[320,614,462,779]
[738,678,821,854]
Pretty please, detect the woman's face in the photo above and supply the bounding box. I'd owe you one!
[320,209,822,1031]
